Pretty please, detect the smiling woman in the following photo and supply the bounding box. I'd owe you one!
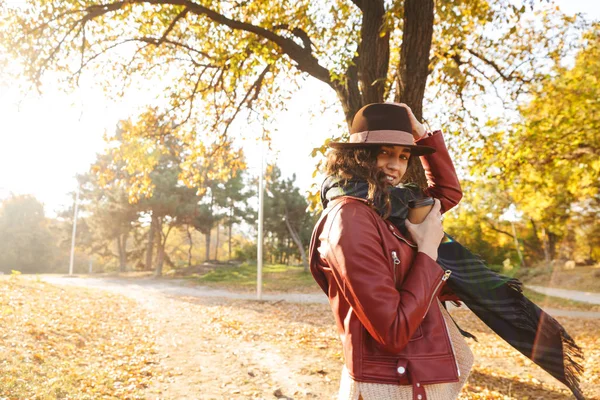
[376,145,412,187]
[312,103,471,400]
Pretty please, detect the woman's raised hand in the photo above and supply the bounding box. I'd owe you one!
[405,199,444,260]
[389,103,426,140]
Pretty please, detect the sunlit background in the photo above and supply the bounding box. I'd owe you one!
[1,0,597,216]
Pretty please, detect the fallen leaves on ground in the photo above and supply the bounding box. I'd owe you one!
[0,276,161,399]
[179,296,600,400]
[2,274,598,400]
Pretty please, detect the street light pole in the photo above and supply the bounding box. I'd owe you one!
[256,131,265,300]
[68,186,80,275]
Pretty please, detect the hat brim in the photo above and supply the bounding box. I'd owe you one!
[328,141,436,156]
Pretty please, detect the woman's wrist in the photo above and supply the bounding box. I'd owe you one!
[418,248,438,261]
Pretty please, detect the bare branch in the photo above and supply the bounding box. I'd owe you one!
[222,64,271,137]
[485,219,539,252]
[72,0,332,85]
[466,48,510,81]
[158,7,189,44]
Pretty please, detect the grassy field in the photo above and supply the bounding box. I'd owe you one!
[182,263,322,294]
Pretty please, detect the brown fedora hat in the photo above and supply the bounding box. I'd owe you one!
[329,103,436,156]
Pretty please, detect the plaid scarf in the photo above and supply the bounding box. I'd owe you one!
[321,176,585,400]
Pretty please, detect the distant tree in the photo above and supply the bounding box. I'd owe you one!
[95,110,206,276]
[71,170,140,272]
[264,165,315,271]
[0,195,58,273]
[472,26,600,262]
[217,169,256,261]
[191,182,226,263]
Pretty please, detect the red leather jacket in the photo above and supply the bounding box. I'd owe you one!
[309,132,462,400]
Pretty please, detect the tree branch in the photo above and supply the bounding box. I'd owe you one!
[74,0,332,84]
[485,219,539,253]
[467,48,516,82]
[158,7,189,44]
[350,0,364,11]
[221,64,271,137]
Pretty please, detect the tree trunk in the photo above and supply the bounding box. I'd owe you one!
[284,213,309,272]
[228,204,234,261]
[154,218,174,277]
[204,229,211,262]
[154,217,165,277]
[228,222,232,261]
[186,225,193,267]
[155,243,165,277]
[118,233,128,272]
[214,223,220,261]
[117,237,123,271]
[330,0,390,125]
[356,0,389,105]
[547,230,558,261]
[395,0,435,121]
[145,212,158,271]
[541,226,551,266]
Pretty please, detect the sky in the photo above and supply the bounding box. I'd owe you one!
[0,0,599,217]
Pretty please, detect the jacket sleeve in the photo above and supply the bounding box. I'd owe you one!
[414,130,462,214]
[324,202,448,353]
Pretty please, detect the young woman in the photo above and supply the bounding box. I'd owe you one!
[309,102,473,400]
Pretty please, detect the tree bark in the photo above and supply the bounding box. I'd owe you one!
[228,222,232,261]
[214,223,220,261]
[284,212,308,272]
[186,224,193,267]
[333,0,389,126]
[356,0,389,105]
[204,228,211,262]
[396,0,435,121]
[228,204,233,261]
[154,218,173,277]
[145,212,158,271]
[154,217,165,277]
[541,226,551,264]
[118,232,128,272]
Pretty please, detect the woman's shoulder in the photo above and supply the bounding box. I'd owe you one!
[325,196,381,225]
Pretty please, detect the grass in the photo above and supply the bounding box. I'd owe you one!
[183,263,321,293]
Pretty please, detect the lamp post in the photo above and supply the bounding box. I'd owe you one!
[68,186,80,275]
[256,130,265,300]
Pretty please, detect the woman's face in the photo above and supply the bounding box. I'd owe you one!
[376,145,411,186]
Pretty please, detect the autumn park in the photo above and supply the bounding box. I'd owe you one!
[0,0,599,399]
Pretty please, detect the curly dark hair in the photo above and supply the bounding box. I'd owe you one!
[325,146,425,216]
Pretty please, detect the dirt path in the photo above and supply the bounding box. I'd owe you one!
[39,276,340,400]
[527,285,600,305]
[41,276,329,304]
[37,276,600,399]
[41,276,600,319]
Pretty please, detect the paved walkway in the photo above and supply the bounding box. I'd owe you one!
[39,275,329,304]
[526,285,600,305]
[37,276,600,319]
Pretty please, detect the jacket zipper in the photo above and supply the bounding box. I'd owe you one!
[423,270,452,319]
[442,312,461,377]
[391,231,417,248]
[391,251,400,283]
